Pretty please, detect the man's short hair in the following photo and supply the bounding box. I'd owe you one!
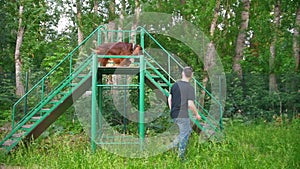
[182,66,193,78]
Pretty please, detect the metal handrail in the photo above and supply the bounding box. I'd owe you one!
[139,27,223,129]
[11,25,106,128]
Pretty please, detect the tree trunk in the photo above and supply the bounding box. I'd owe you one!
[269,2,281,93]
[94,0,98,15]
[93,0,99,26]
[233,0,250,79]
[106,0,116,42]
[200,0,220,106]
[15,5,25,96]
[76,0,84,45]
[293,7,300,72]
[130,0,140,43]
[118,0,126,41]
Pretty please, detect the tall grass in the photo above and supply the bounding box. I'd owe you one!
[1,119,299,169]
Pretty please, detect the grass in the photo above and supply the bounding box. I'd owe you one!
[0,119,299,169]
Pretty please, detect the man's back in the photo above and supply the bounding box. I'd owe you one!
[170,80,195,119]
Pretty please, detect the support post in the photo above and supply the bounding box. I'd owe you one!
[219,75,223,131]
[98,73,103,142]
[24,72,28,115]
[91,53,97,153]
[139,55,145,149]
[97,27,101,46]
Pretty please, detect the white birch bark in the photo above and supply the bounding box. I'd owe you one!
[15,5,25,96]
[76,0,84,45]
[130,0,140,43]
[293,8,300,71]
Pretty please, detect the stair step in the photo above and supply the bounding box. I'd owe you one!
[31,116,42,121]
[77,74,88,78]
[49,100,60,104]
[22,124,33,129]
[69,83,78,87]
[12,132,25,138]
[150,75,160,79]
[59,91,70,95]
[158,83,169,87]
[40,108,51,112]
[2,139,17,147]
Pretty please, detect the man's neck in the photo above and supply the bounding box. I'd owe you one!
[181,77,190,82]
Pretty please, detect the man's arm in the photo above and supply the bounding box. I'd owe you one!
[188,100,201,120]
[168,94,172,110]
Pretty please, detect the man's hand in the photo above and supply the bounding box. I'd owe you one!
[195,114,201,120]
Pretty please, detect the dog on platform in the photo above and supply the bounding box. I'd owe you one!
[92,42,142,66]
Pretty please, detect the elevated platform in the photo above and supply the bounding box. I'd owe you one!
[98,66,140,75]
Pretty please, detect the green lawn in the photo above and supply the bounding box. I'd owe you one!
[1,119,299,169]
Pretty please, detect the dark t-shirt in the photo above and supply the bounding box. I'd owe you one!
[170,80,196,119]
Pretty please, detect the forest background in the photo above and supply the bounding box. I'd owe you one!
[0,0,299,128]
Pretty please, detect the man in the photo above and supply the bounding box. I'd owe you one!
[168,66,201,160]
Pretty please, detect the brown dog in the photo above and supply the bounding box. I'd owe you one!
[93,42,142,66]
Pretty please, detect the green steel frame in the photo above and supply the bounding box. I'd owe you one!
[0,25,224,154]
[91,28,146,152]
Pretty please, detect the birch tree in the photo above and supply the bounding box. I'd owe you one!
[233,0,250,79]
[293,7,300,72]
[76,0,84,45]
[200,0,220,106]
[15,5,25,96]
[130,0,141,42]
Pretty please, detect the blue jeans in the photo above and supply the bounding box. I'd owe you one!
[171,118,192,158]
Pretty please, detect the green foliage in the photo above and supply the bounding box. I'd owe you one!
[224,73,300,121]
[0,1,17,72]
[0,73,17,111]
[0,110,11,126]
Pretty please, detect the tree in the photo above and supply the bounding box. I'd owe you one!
[269,1,281,93]
[233,0,250,79]
[15,4,25,96]
[293,7,300,71]
[200,0,220,106]
[76,0,84,45]
[130,0,141,42]
[0,1,17,73]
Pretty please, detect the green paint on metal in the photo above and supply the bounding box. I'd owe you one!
[91,53,98,153]
[1,26,224,154]
[139,54,145,149]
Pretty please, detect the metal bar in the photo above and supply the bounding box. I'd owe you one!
[123,75,127,133]
[91,53,97,153]
[98,73,103,143]
[41,79,45,100]
[97,55,142,59]
[24,72,29,115]
[219,75,223,130]
[69,54,72,75]
[97,27,101,46]
[139,54,145,149]
[97,84,139,87]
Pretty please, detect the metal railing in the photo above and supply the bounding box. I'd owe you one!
[139,27,223,130]
[11,25,106,128]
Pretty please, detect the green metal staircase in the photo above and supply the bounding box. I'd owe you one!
[0,56,93,153]
[0,26,223,154]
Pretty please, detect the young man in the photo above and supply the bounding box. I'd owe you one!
[168,66,201,160]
